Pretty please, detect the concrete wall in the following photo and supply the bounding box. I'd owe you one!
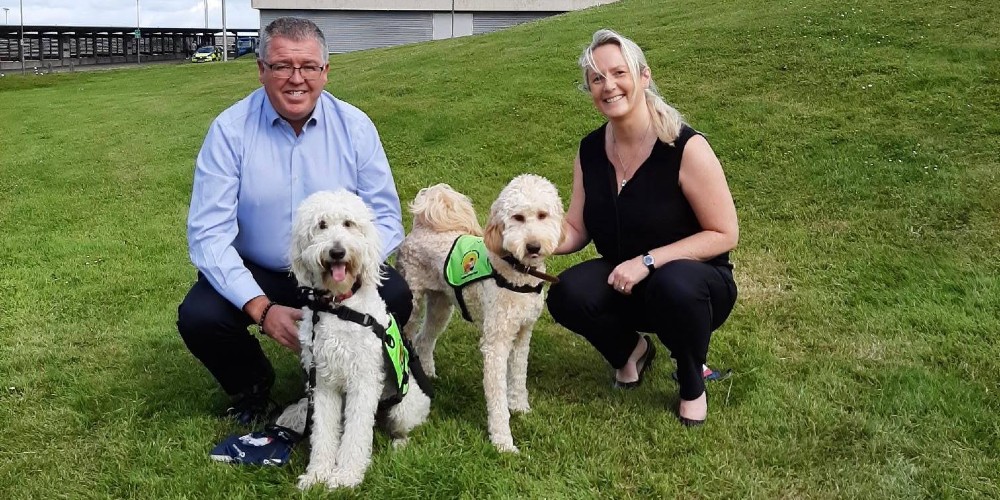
[432,12,473,39]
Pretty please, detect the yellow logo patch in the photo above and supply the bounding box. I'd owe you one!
[462,250,480,276]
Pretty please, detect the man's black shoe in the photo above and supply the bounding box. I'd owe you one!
[224,381,276,425]
[224,393,276,425]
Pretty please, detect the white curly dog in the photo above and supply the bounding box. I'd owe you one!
[398,174,564,453]
[289,190,430,490]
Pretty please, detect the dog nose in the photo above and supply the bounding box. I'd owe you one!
[526,243,541,254]
[328,246,346,261]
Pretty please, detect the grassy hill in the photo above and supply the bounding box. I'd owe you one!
[1,0,998,497]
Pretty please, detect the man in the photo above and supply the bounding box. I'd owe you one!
[178,17,412,425]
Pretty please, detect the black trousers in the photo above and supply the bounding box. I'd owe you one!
[547,258,737,400]
[177,261,413,397]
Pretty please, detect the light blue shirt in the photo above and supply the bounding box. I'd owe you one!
[187,88,404,309]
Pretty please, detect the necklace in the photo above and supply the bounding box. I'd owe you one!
[610,121,652,188]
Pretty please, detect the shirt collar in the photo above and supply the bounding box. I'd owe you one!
[262,89,323,130]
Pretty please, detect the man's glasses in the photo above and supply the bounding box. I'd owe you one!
[262,62,327,80]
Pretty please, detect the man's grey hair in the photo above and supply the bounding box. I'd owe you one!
[258,17,329,63]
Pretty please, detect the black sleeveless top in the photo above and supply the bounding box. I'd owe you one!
[579,123,731,267]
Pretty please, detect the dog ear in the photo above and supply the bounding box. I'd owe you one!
[289,229,311,286]
[289,211,319,287]
[360,217,385,288]
[483,213,504,256]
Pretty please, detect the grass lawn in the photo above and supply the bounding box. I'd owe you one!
[1,0,999,497]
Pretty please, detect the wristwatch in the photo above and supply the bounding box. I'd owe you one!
[642,253,656,274]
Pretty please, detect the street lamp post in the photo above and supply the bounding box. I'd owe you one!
[136,0,141,64]
[221,0,227,62]
[19,0,24,75]
[3,7,9,25]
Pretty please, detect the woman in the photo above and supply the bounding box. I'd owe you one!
[547,29,738,426]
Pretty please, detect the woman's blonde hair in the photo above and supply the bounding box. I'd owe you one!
[579,29,685,145]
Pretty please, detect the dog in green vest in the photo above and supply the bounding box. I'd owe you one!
[398,174,564,453]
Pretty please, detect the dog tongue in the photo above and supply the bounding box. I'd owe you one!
[331,262,347,282]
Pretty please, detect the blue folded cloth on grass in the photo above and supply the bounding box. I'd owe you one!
[210,424,300,466]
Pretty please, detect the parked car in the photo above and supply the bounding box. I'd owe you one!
[235,36,259,58]
[191,45,223,63]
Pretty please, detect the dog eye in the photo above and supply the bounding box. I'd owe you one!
[512,214,525,223]
[537,212,548,220]
[318,220,327,230]
[343,220,354,228]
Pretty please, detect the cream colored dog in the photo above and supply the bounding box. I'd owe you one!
[398,174,564,453]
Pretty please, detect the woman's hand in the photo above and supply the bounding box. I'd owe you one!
[607,256,649,295]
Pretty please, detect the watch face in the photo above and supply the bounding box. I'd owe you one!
[643,254,654,266]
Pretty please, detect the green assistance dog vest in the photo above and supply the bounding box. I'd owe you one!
[380,313,434,406]
[381,315,409,397]
[298,285,435,413]
[444,235,495,322]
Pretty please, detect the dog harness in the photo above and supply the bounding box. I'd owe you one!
[297,286,434,437]
[445,235,494,287]
[444,235,548,322]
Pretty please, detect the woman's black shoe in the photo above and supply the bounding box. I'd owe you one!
[613,337,656,389]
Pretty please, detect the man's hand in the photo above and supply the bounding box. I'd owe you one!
[245,296,303,352]
[262,305,303,352]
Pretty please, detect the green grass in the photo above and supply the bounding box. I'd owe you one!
[2,0,999,497]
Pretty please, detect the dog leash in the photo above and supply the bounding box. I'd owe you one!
[492,273,544,294]
[500,255,559,284]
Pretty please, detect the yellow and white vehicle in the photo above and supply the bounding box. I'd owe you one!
[191,45,223,63]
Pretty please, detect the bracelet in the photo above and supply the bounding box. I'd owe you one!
[257,301,277,334]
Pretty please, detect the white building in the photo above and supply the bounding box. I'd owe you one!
[251,0,617,53]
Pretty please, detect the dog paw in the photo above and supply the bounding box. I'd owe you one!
[299,469,360,490]
[508,400,531,414]
[297,472,323,490]
[491,439,520,454]
[298,465,344,490]
[391,436,410,449]
[331,470,364,489]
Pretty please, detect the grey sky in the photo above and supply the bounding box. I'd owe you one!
[0,1,259,29]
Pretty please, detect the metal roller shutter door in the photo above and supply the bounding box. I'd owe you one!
[472,12,555,35]
[260,10,433,54]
